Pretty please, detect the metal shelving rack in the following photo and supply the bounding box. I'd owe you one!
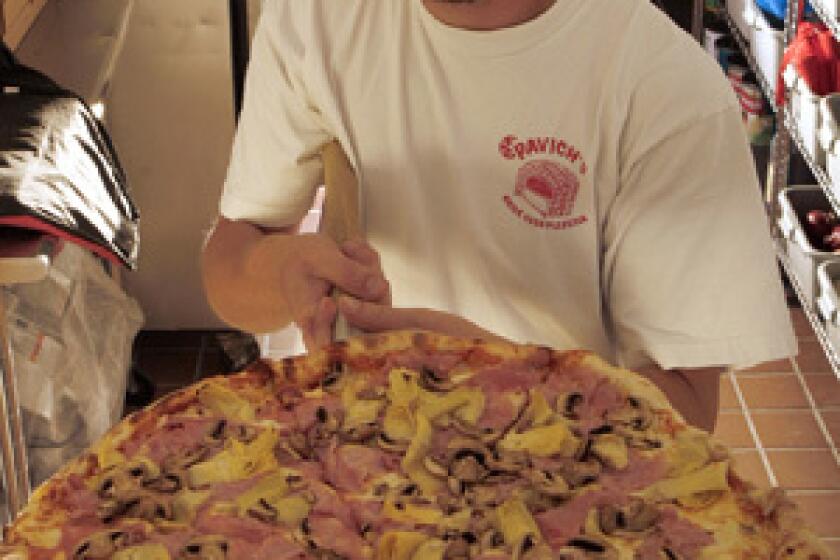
[730,0,840,378]
[721,8,779,112]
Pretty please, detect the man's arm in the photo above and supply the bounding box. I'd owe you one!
[635,365,723,433]
[201,217,389,347]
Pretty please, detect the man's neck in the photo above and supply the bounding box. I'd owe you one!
[421,0,557,31]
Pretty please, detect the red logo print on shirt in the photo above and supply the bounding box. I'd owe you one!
[499,134,588,231]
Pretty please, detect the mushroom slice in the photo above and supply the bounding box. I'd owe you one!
[341,421,379,443]
[176,536,229,560]
[451,417,500,444]
[526,469,570,499]
[448,449,489,484]
[125,494,175,523]
[247,498,278,524]
[597,498,659,535]
[566,537,615,557]
[72,530,131,559]
[145,472,184,494]
[559,392,584,419]
[423,456,449,478]
[377,433,409,453]
[559,459,601,488]
[610,396,653,431]
[419,366,455,392]
[162,445,211,472]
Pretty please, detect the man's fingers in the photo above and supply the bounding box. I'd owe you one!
[341,239,381,267]
[338,296,414,331]
[301,297,337,351]
[304,236,388,301]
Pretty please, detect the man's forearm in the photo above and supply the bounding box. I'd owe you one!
[636,365,723,433]
[201,217,296,334]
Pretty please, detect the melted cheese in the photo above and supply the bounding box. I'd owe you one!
[172,489,212,522]
[666,427,712,477]
[639,461,730,502]
[498,421,578,458]
[112,544,171,560]
[187,428,278,486]
[524,389,553,427]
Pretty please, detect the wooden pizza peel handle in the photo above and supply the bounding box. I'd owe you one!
[320,140,362,340]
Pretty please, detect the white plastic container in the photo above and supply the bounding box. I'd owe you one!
[778,186,839,309]
[785,65,823,165]
[821,0,839,21]
[816,260,840,352]
[728,0,751,39]
[819,94,840,191]
[750,9,784,98]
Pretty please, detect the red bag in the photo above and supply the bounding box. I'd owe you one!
[776,0,840,106]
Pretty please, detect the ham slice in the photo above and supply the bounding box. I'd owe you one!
[322,443,389,493]
[308,515,368,560]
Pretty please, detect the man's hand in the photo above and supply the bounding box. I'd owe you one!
[338,296,505,341]
[202,218,389,347]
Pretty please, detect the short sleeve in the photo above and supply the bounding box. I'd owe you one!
[604,106,797,370]
[220,0,332,227]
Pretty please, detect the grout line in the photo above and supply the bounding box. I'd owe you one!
[761,447,837,452]
[733,370,795,377]
[785,489,840,496]
[791,357,840,467]
[727,369,779,487]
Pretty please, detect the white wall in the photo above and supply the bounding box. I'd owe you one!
[106,0,262,329]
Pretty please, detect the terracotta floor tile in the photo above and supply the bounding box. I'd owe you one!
[766,450,840,490]
[737,375,809,409]
[789,492,840,537]
[713,411,756,449]
[804,374,840,408]
[719,376,739,410]
[790,307,816,338]
[796,340,834,374]
[751,410,828,449]
[738,358,794,374]
[821,410,840,447]
[730,449,771,489]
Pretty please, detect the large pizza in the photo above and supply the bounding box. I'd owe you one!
[0,331,832,559]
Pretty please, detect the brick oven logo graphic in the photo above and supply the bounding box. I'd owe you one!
[499,135,588,231]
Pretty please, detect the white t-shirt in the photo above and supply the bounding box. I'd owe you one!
[221,0,797,369]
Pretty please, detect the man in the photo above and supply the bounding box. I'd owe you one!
[202,0,797,432]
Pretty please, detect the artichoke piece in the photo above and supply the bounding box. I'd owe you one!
[590,434,628,470]
[234,469,303,519]
[377,531,429,560]
[640,461,730,503]
[401,413,443,495]
[495,497,544,553]
[499,421,578,458]
[196,381,255,423]
[187,428,278,487]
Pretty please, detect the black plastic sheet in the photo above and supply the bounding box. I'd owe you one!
[0,43,138,269]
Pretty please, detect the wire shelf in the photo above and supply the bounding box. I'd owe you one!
[722,7,779,113]
[783,106,840,217]
[776,241,840,378]
[808,0,840,43]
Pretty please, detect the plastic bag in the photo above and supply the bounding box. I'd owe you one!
[5,242,143,484]
[0,43,139,269]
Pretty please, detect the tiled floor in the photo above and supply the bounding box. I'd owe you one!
[133,308,840,554]
[714,307,840,555]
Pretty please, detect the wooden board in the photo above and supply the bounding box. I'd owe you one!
[1,0,47,51]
